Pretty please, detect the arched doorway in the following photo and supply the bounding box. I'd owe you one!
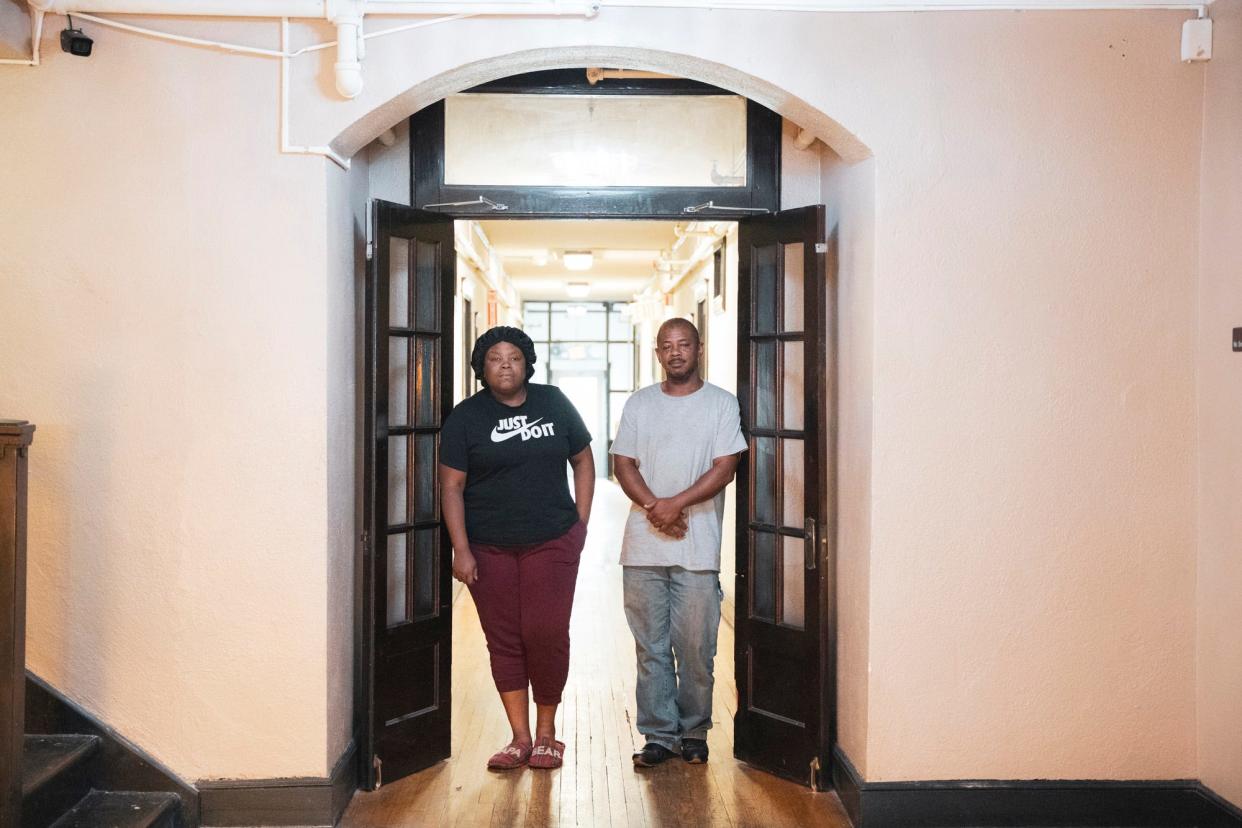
[340,49,873,818]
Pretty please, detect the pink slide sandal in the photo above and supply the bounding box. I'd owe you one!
[486,740,533,771]
[528,735,565,770]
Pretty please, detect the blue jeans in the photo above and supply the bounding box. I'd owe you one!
[622,566,722,750]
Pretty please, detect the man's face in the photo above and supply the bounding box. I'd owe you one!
[655,322,701,382]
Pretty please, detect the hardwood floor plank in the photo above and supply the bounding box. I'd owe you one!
[341,481,850,828]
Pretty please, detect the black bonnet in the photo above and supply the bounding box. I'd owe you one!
[470,326,537,387]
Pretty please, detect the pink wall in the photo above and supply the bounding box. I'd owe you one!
[0,6,1217,786]
[821,149,876,774]
[314,12,1205,779]
[0,19,338,780]
[1197,0,1242,809]
[863,12,1202,780]
[324,157,371,771]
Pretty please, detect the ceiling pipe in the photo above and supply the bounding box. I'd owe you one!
[279,17,350,168]
[331,1,364,98]
[25,0,599,98]
[0,8,44,65]
[23,0,1207,15]
[600,0,1203,10]
[18,0,1203,99]
[30,0,599,12]
[28,0,324,13]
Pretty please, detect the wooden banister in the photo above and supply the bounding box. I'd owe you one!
[1,420,35,828]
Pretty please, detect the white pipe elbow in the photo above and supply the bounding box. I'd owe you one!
[333,17,363,98]
[335,61,363,98]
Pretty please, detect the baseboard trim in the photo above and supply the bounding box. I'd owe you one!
[1202,783,1242,825]
[198,739,356,827]
[832,744,864,825]
[831,745,1242,828]
[25,671,200,827]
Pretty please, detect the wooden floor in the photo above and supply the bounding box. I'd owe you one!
[342,481,851,828]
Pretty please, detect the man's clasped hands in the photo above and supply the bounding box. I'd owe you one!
[642,497,689,540]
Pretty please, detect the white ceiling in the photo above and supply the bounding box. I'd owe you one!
[477,219,684,302]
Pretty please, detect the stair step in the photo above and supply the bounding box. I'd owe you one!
[50,791,181,828]
[22,735,100,797]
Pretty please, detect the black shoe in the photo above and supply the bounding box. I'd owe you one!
[632,742,677,768]
[681,738,709,764]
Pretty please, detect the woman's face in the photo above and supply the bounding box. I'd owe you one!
[483,341,527,395]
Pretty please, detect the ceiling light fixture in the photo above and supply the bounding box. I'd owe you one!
[566,281,591,299]
[563,251,594,271]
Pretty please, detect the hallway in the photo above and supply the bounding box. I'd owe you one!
[342,480,851,827]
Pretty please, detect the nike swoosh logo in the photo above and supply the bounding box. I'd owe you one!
[490,418,544,443]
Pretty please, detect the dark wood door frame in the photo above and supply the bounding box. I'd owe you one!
[353,208,839,791]
[354,89,838,795]
[409,70,782,221]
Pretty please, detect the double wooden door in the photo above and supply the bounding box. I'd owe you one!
[362,202,832,792]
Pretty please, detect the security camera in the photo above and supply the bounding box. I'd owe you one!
[60,26,92,57]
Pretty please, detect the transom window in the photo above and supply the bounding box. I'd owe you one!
[444,93,748,189]
[412,70,780,219]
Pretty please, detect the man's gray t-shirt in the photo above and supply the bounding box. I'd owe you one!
[610,382,748,571]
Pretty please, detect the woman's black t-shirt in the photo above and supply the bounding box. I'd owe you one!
[440,383,592,546]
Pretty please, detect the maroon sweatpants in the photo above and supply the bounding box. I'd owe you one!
[467,520,587,705]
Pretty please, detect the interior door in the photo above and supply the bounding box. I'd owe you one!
[734,205,831,787]
[362,200,456,788]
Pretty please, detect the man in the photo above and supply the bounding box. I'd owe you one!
[610,317,747,767]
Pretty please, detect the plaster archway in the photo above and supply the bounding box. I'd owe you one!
[337,44,878,793]
[329,45,873,164]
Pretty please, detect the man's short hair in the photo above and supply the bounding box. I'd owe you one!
[656,317,701,346]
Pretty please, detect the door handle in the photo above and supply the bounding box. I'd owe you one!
[804,517,817,571]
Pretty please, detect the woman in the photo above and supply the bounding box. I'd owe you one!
[439,326,595,771]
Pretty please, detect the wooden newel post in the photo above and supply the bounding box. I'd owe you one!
[1,420,35,828]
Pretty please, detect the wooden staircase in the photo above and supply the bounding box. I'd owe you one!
[4,421,187,827]
[21,735,181,828]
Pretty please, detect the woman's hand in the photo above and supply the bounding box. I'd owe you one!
[453,549,479,585]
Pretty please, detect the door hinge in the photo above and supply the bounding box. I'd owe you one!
[365,200,374,261]
[373,754,382,790]
[809,756,821,791]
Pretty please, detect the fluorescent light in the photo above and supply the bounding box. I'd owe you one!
[563,251,594,271]
[566,281,591,299]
